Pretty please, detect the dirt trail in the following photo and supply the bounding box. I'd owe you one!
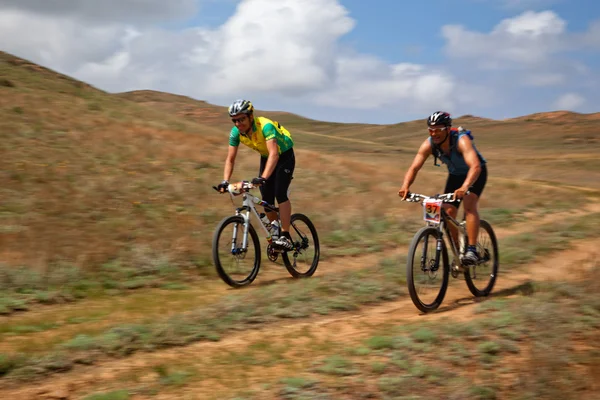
[1,239,597,400]
[4,197,598,316]
[492,200,600,238]
[0,250,387,353]
[2,200,597,355]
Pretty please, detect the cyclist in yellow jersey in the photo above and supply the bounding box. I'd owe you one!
[217,99,296,251]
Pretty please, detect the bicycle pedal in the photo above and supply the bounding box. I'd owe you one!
[452,263,468,277]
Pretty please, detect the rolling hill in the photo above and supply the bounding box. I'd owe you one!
[1,51,600,400]
[1,49,599,274]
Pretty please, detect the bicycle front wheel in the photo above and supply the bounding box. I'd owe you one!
[464,219,499,297]
[282,213,320,278]
[406,226,449,313]
[212,215,261,288]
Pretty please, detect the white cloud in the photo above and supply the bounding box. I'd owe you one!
[204,0,355,95]
[312,55,458,111]
[0,0,198,24]
[0,9,129,71]
[523,73,565,86]
[0,1,596,121]
[0,0,465,114]
[553,93,585,110]
[442,11,567,66]
[479,0,564,10]
[497,10,565,36]
[439,11,600,116]
[580,19,600,49]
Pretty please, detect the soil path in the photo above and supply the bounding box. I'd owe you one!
[1,239,597,400]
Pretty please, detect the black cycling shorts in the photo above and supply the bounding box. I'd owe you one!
[443,164,487,209]
[259,148,295,206]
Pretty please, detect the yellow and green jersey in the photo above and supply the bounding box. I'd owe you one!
[229,116,294,158]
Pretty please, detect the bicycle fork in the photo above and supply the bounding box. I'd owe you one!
[231,210,251,255]
[419,233,443,276]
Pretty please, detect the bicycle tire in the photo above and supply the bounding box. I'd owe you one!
[212,215,261,288]
[464,219,499,297]
[406,226,450,313]
[282,213,320,278]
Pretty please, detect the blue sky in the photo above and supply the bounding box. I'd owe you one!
[1,0,599,123]
[184,1,600,64]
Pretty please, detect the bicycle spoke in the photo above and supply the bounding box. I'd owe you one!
[407,228,449,312]
[282,213,319,278]
[464,220,499,297]
[212,216,261,288]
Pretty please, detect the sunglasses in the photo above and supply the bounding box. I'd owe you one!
[231,116,247,123]
[428,127,448,133]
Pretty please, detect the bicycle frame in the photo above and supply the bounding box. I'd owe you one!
[405,192,468,265]
[438,207,467,261]
[227,182,279,250]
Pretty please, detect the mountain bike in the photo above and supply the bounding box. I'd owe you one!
[212,181,320,288]
[402,192,499,313]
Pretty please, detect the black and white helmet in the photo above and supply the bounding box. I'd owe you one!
[228,99,254,117]
[427,111,452,127]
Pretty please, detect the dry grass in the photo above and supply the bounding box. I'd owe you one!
[1,50,598,300]
[1,52,232,272]
[1,210,598,380]
[18,267,598,400]
[1,50,600,399]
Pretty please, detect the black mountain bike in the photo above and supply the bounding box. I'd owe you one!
[402,192,499,313]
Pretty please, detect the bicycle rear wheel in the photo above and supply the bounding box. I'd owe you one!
[212,215,261,288]
[406,226,449,313]
[464,219,499,297]
[282,213,320,278]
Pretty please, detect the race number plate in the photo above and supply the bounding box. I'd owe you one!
[423,199,443,224]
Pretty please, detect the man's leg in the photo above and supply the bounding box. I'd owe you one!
[463,194,480,247]
[443,203,460,249]
[278,199,291,232]
[461,193,480,265]
[461,164,487,264]
[274,197,293,250]
[273,150,295,250]
[274,149,295,233]
[443,174,463,249]
[259,157,277,221]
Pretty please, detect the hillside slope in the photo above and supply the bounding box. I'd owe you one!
[2,50,599,273]
[118,89,600,153]
[1,52,228,270]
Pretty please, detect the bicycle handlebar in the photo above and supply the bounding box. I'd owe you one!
[212,180,256,195]
[403,191,467,203]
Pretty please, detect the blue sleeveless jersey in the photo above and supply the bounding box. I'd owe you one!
[429,131,486,175]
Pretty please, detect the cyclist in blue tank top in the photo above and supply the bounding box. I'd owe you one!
[398,111,488,266]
